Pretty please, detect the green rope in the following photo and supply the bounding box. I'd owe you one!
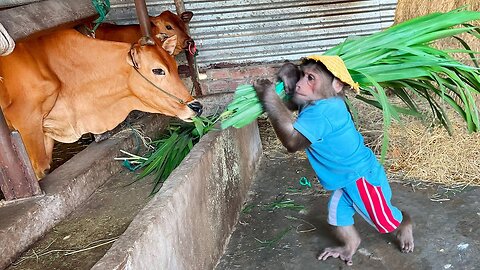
[90,0,111,32]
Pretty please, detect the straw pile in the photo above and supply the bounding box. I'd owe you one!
[387,115,480,187]
[395,0,480,25]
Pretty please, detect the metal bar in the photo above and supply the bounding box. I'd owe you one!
[174,0,203,96]
[11,131,41,195]
[0,111,39,200]
[134,0,152,38]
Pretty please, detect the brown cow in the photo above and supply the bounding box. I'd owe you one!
[87,10,195,56]
[0,29,202,179]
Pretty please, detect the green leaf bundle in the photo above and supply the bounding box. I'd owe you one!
[220,81,285,129]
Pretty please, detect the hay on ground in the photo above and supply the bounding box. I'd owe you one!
[387,116,480,187]
[353,94,480,187]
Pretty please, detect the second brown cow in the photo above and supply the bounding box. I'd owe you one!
[88,10,195,56]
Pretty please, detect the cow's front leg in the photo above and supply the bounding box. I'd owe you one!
[44,135,55,171]
[21,128,51,179]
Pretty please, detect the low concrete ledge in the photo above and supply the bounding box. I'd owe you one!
[92,122,262,270]
[0,114,170,269]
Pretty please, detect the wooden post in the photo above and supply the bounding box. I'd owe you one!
[174,0,203,96]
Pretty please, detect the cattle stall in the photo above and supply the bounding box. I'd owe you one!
[0,0,401,268]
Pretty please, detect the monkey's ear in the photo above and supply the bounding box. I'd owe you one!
[332,78,345,94]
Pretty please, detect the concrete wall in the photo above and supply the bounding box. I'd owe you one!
[92,121,262,270]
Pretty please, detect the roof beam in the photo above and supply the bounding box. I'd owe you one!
[0,0,99,41]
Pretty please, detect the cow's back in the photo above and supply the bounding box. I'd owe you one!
[93,24,142,43]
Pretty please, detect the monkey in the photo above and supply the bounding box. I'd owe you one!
[254,57,414,266]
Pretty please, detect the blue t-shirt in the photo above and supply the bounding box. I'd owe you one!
[293,97,385,190]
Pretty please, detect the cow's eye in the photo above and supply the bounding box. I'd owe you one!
[166,25,173,30]
[152,68,165,75]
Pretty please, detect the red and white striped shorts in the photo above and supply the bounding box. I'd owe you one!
[327,177,402,234]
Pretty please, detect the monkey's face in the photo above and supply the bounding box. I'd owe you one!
[293,66,336,106]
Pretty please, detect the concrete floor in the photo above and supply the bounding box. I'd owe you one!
[217,120,480,270]
[7,169,153,270]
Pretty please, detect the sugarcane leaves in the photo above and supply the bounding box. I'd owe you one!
[406,27,478,46]
[356,71,399,161]
[452,35,479,68]
[329,8,480,151]
[437,67,480,131]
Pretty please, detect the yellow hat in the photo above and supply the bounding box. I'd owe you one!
[303,55,360,94]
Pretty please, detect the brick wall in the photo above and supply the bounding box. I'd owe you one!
[198,63,285,95]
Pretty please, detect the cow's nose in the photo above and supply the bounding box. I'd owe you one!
[187,101,203,116]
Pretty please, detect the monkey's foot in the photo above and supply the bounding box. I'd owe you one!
[317,246,357,266]
[395,211,414,253]
[396,222,414,253]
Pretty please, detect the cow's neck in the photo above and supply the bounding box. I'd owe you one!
[44,30,153,141]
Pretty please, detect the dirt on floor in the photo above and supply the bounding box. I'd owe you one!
[216,118,480,270]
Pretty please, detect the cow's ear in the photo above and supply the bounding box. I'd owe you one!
[181,11,193,23]
[127,45,140,69]
[162,35,177,55]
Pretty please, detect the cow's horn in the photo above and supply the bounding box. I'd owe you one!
[139,36,155,46]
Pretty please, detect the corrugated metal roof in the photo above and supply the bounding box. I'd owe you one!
[106,0,176,23]
[106,0,397,67]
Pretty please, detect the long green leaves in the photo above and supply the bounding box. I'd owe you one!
[221,8,480,160]
[323,9,480,158]
[133,115,218,194]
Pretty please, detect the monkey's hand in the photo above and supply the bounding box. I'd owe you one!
[253,79,310,152]
[253,78,276,103]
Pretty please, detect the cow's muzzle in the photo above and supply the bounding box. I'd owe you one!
[187,101,203,116]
